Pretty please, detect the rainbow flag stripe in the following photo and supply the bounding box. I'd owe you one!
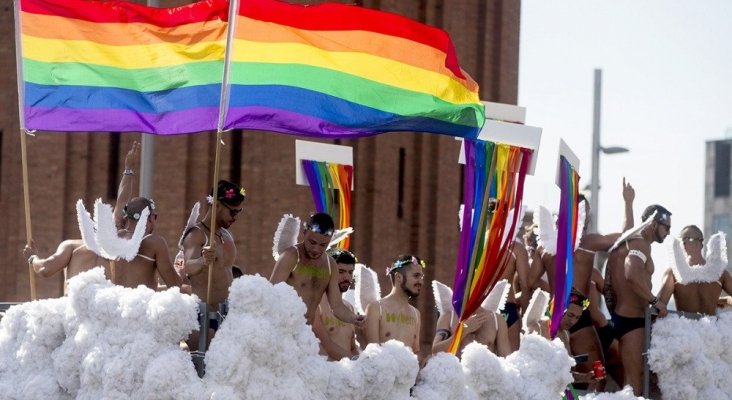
[19,0,229,134]
[224,0,484,138]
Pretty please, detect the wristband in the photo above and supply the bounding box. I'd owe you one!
[123,168,135,176]
[27,254,37,265]
[649,296,659,307]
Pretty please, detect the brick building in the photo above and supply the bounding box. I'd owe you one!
[0,0,521,354]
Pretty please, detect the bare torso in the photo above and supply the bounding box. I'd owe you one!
[373,296,420,349]
[187,227,236,309]
[542,249,557,293]
[285,244,332,324]
[318,296,356,354]
[572,248,595,296]
[67,245,110,288]
[673,281,722,315]
[608,238,653,318]
[112,234,158,290]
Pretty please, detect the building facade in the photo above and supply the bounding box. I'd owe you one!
[705,138,732,265]
[0,0,521,354]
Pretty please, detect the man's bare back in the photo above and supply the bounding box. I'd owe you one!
[25,239,110,294]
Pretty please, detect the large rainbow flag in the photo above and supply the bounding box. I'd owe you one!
[17,0,484,138]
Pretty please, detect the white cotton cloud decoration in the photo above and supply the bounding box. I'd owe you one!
[204,274,420,400]
[66,268,203,399]
[460,334,573,400]
[649,313,732,400]
[0,297,69,399]
[412,352,477,400]
[579,386,646,399]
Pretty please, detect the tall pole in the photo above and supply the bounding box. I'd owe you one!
[590,69,602,233]
[140,0,159,198]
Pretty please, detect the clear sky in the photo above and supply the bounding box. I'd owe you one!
[518,1,732,280]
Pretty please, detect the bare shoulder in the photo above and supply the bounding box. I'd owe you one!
[61,239,85,250]
[182,226,206,247]
[513,242,528,258]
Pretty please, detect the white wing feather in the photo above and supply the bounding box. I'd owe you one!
[178,202,200,249]
[522,289,550,329]
[480,279,510,314]
[535,206,557,255]
[328,227,354,249]
[432,280,454,315]
[355,264,381,315]
[272,214,301,261]
[574,201,587,249]
[608,211,657,252]
[76,199,105,258]
[705,232,728,275]
[671,232,728,284]
[94,199,148,262]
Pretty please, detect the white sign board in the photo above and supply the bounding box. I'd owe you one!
[555,138,580,187]
[295,140,354,188]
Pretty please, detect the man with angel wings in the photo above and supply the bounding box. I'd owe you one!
[656,225,732,315]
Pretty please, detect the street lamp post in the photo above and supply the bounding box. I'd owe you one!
[589,69,629,233]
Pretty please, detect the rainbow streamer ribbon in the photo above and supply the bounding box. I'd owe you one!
[301,160,353,249]
[18,0,484,138]
[448,139,532,354]
[549,156,580,338]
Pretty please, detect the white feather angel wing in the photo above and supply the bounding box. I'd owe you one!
[328,227,354,249]
[535,206,557,255]
[608,211,657,252]
[669,236,691,283]
[177,202,200,249]
[76,199,105,258]
[272,214,301,261]
[355,264,381,315]
[432,280,454,316]
[342,288,356,309]
[522,289,550,329]
[480,279,510,314]
[705,232,728,276]
[574,201,587,249]
[95,199,148,262]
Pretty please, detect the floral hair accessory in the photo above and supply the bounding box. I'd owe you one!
[224,188,235,199]
[305,222,334,236]
[568,293,590,310]
[240,187,246,196]
[206,195,214,205]
[386,256,425,275]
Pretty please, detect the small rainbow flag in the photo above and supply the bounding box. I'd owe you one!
[17,0,484,138]
[18,0,229,134]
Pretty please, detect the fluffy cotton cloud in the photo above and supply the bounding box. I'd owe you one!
[580,386,646,399]
[412,352,477,400]
[649,313,732,400]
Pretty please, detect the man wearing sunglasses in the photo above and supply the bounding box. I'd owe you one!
[270,213,364,331]
[655,225,732,316]
[364,254,424,359]
[605,204,671,395]
[111,141,181,291]
[182,180,245,350]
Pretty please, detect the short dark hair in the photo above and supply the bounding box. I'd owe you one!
[680,225,703,241]
[123,197,156,220]
[387,254,423,283]
[305,213,335,236]
[641,204,671,222]
[213,180,245,206]
[328,248,357,264]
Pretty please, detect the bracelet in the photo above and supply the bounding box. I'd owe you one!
[27,254,37,265]
[123,168,135,176]
[649,296,659,307]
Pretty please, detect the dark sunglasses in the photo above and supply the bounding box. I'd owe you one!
[682,237,703,243]
[219,201,243,217]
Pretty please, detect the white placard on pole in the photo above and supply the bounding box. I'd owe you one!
[295,140,353,188]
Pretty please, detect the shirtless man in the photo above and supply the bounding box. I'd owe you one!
[431,304,510,357]
[111,142,181,291]
[656,225,732,316]
[364,255,423,357]
[183,180,244,308]
[313,248,359,360]
[23,239,110,294]
[270,213,362,328]
[500,239,530,351]
[606,204,671,395]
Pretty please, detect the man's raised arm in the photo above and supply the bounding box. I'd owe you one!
[326,264,362,326]
[113,141,140,229]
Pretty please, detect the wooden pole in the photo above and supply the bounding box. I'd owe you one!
[206,131,223,305]
[20,129,36,301]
